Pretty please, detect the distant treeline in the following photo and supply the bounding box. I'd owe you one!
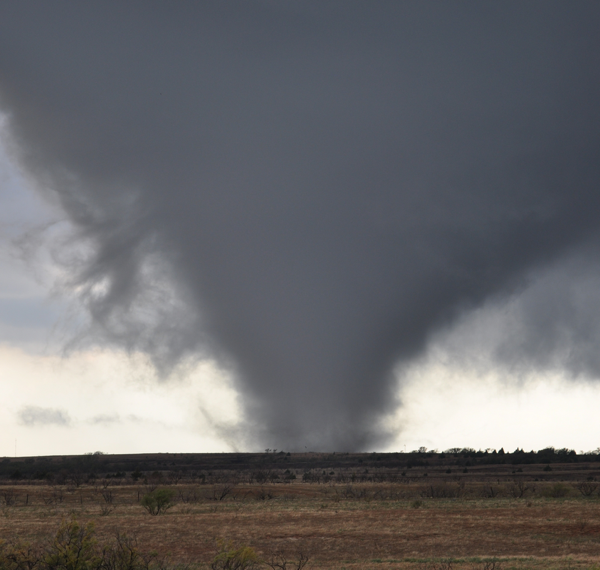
[0,447,599,484]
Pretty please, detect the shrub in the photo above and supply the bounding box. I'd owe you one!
[101,532,155,570]
[140,489,176,515]
[574,481,598,497]
[543,482,570,498]
[0,519,159,570]
[44,518,100,570]
[210,540,259,570]
[507,480,528,499]
[421,483,462,499]
[0,538,44,570]
[263,549,310,570]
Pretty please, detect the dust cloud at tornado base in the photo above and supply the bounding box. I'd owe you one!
[1,2,600,450]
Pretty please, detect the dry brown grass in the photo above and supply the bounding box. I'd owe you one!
[0,483,599,569]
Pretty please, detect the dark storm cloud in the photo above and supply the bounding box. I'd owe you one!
[19,406,70,427]
[1,2,600,449]
[433,246,600,380]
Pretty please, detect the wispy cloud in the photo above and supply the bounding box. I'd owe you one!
[88,413,121,425]
[18,406,71,427]
[87,413,161,426]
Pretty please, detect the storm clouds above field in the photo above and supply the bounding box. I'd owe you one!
[1,2,600,450]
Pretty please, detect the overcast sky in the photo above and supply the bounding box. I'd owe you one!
[1,2,600,456]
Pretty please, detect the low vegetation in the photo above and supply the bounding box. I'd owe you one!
[0,450,599,569]
[0,517,160,570]
[140,489,176,516]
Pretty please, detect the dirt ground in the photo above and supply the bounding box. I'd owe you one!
[0,483,599,569]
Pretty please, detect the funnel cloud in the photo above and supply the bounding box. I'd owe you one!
[1,2,600,450]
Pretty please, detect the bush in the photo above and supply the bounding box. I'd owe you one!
[140,489,176,515]
[0,538,44,570]
[210,540,259,570]
[263,549,310,570]
[574,481,599,497]
[0,519,159,570]
[101,532,156,570]
[543,482,570,498]
[44,518,100,570]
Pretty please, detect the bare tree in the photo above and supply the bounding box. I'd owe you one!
[263,549,310,570]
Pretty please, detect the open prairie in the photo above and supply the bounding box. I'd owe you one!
[1,451,599,569]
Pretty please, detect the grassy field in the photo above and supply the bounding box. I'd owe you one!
[1,478,600,570]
